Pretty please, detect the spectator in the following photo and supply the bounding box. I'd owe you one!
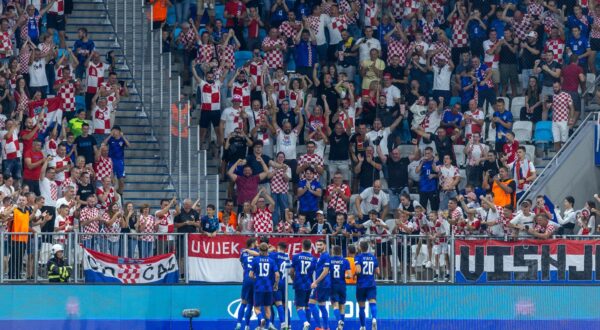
[227,159,269,212]
[2,119,22,183]
[201,204,220,236]
[269,152,291,227]
[93,145,113,186]
[311,210,333,234]
[237,202,254,234]
[549,81,575,151]
[527,213,556,239]
[509,146,537,200]
[414,126,457,165]
[137,203,157,258]
[251,188,275,234]
[296,167,322,225]
[521,76,543,123]
[218,199,237,231]
[472,56,496,109]
[464,132,488,187]
[535,50,562,101]
[23,140,45,195]
[355,180,388,222]
[79,194,102,250]
[483,166,516,209]
[359,48,384,95]
[102,126,130,195]
[324,171,351,225]
[497,29,519,97]
[509,199,536,238]
[39,158,58,234]
[491,98,513,152]
[9,195,30,279]
[353,145,382,193]
[434,155,461,211]
[555,196,576,235]
[416,146,439,211]
[84,51,107,117]
[74,123,97,165]
[440,103,464,138]
[560,54,585,123]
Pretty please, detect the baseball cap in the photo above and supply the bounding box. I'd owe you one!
[527,31,538,38]
[232,95,242,102]
[316,210,324,215]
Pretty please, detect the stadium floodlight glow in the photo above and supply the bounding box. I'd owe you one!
[182,308,200,330]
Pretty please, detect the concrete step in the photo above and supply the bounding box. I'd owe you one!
[126,164,169,174]
[123,190,177,199]
[125,148,161,158]
[125,181,173,190]
[67,16,111,26]
[72,1,106,11]
[66,24,115,34]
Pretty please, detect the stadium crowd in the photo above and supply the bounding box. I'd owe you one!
[0,0,598,284]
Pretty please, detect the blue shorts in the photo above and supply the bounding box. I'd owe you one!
[331,285,347,304]
[241,281,254,304]
[112,158,126,178]
[356,286,377,302]
[310,287,331,303]
[294,289,311,308]
[253,291,273,307]
[273,284,286,302]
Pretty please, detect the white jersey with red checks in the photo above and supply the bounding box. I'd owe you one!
[0,31,12,59]
[57,79,77,112]
[93,105,111,134]
[196,43,215,63]
[403,0,421,17]
[439,165,459,189]
[510,16,533,41]
[431,40,452,65]
[50,0,65,15]
[96,186,116,209]
[50,155,71,183]
[288,90,304,110]
[451,17,468,48]
[364,3,378,27]
[94,156,114,183]
[199,80,221,111]
[387,39,409,66]
[278,21,300,40]
[270,166,290,194]
[273,77,288,102]
[325,183,351,213]
[253,208,273,233]
[248,60,266,91]
[218,44,235,68]
[298,152,324,179]
[551,92,572,122]
[262,37,286,70]
[139,214,156,242]
[2,129,20,160]
[86,62,106,94]
[591,11,600,39]
[433,218,450,243]
[528,2,544,17]
[156,210,174,241]
[232,81,251,112]
[483,39,500,69]
[534,223,556,236]
[80,206,100,240]
[544,38,565,64]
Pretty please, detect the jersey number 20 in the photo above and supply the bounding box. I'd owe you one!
[362,261,374,275]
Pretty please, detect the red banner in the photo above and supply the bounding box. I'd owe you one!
[187,235,323,283]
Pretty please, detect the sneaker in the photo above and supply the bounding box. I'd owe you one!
[209,3,215,9]
[235,323,241,330]
[245,326,250,330]
[372,318,377,330]
[424,260,432,268]
[433,274,439,282]
[303,322,311,330]
[268,324,277,330]
[359,327,366,330]
[260,319,266,329]
[203,2,209,8]
[337,320,344,330]
[444,274,450,282]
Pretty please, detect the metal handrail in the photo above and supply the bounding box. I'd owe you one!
[518,111,599,204]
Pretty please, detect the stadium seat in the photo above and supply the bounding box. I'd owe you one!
[449,96,461,107]
[585,73,596,94]
[214,5,225,21]
[453,145,466,168]
[523,144,536,162]
[234,51,253,68]
[510,96,525,120]
[486,122,496,144]
[75,95,86,111]
[533,121,553,152]
[512,121,533,143]
[398,144,415,157]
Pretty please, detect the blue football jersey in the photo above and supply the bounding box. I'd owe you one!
[269,251,291,287]
[240,249,256,282]
[291,252,316,291]
[315,252,332,288]
[330,256,350,287]
[355,253,379,288]
[251,256,278,293]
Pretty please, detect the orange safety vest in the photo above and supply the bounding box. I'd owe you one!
[492,178,516,209]
[147,0,168,22]
[11,208,30,243]
[345,256,357,284]
[171,103,189,138]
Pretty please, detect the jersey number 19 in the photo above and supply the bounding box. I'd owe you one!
[259,263,270,277]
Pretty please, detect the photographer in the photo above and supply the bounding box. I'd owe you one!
[509,199,536,238]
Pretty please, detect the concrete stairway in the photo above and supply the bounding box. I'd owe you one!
[68,0,177,207]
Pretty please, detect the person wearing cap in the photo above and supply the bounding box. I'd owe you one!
[498,29,519,97]
[219,94,247,146]
[47,244,72,282]
[509,199,535,238]
[519,29,541,92]
[310,210,333,234]
[428,50,454,108]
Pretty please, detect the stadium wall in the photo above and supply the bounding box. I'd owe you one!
[2,285,600,329]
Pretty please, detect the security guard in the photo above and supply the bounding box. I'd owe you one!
[47,244,72,282]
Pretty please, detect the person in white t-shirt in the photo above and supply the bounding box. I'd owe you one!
[381,73,401,107]
[352,26,381,63]
[428,54,454,106]
[219,95,247,144]
[272,104,303,178]
[509,199,536,237]
[354,180,389,222]
[28,47,52,97]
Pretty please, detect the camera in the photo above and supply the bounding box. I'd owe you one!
[373,136,383,146]
[524,225,529,231]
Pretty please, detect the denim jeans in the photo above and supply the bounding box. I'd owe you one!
[439,190,457,211]
[140,241,154,258]
[2,157,22,180]
[272,192,289,228]
[174,0,191,24]
[387,187,409,211]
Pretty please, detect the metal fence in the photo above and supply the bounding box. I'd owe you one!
[3,232,597,284]
[105,0,220,209]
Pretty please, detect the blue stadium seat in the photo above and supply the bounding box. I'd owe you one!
[214,5,225,20]
[533,121,553,143]
[235,51,253,68]
[167,7,176,25]
[449,96,461,107]
[75,95,86,111]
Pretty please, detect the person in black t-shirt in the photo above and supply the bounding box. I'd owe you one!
[498,29,519,97]
[414,126,457,165]
[353,145,382,192]
[377,143,417,210]
[76,171,94,203]
[384,55,408,93]
[326,122,351,182]
[74,123,98,165]
[222,127,253,174]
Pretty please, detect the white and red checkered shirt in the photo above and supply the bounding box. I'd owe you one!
[50,0,65,15]
[96,185,115,209]
[278,21,301,40]
[94,156,114,183]
[544,38,565,64]
[139,214,156,242]
[277,220,294,234]
[86,61,106,94]
[232,81,251,112]
[2,129,20,160]
[451,16,468,48]
[253,208,273,233]
[61,177,77,195]
[298,152,324,179]
[421,19,436,43]
[591,11,600,39]
[543,14,558,35]
[93,105,111,135]
[80,206,100,240]
[199,80,221,111]
[389,0,404,20]
[156,210,174,241]
[178,28,196,51]
[404,0,421,16]
[534,222,556,236]
[56,79,77,113]
[101,213,120,241]
[273,77,288,103]
[364,3,378,27]
[218,43,235,68]
[431,40,452,65]
[262,37,286,69]
[330,15,349,34]
[0,31,12,59]
[551,92,572,122]
[528,2,544,17]
[387,38,409,66]
[509,16,533,41]
[197,43,215,63]
[50,155,71,183]
[270,165,290,194]
[325,183,351,213]
[439,165,459,189]
[305,15,321,36]
[248,60,266,91]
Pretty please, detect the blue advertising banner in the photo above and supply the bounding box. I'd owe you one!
[0,285,600,329]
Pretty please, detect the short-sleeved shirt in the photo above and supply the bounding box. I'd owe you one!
[106,136,126,160]
[355,252,378,288]
[251,256,278,293]
[315,252,331,288]
[201,215,220,233]
[330,255,350,287]
[291,252,317,290]
[298,179,321,212]
[493,111,513,143]
[174,209,200,233]
[234,175,260,205]
[22,150,44,181]
[75,134,97,164]
[269,251,290,287]
[240,248,257,281]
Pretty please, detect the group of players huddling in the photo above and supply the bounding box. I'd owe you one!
[235,237,379,330]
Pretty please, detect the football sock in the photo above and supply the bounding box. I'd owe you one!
[244,306,253,326]
[237,303,246,324]
[370,303,378,319]
[333,308,341,322]
[359,306,366,327]
[319,305,329,328]
[298,309,307,323]
[277,305,285,324]
[309,303,320,328]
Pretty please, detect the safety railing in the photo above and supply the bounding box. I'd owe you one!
[4,231,597,284]
[104,0,219,209]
